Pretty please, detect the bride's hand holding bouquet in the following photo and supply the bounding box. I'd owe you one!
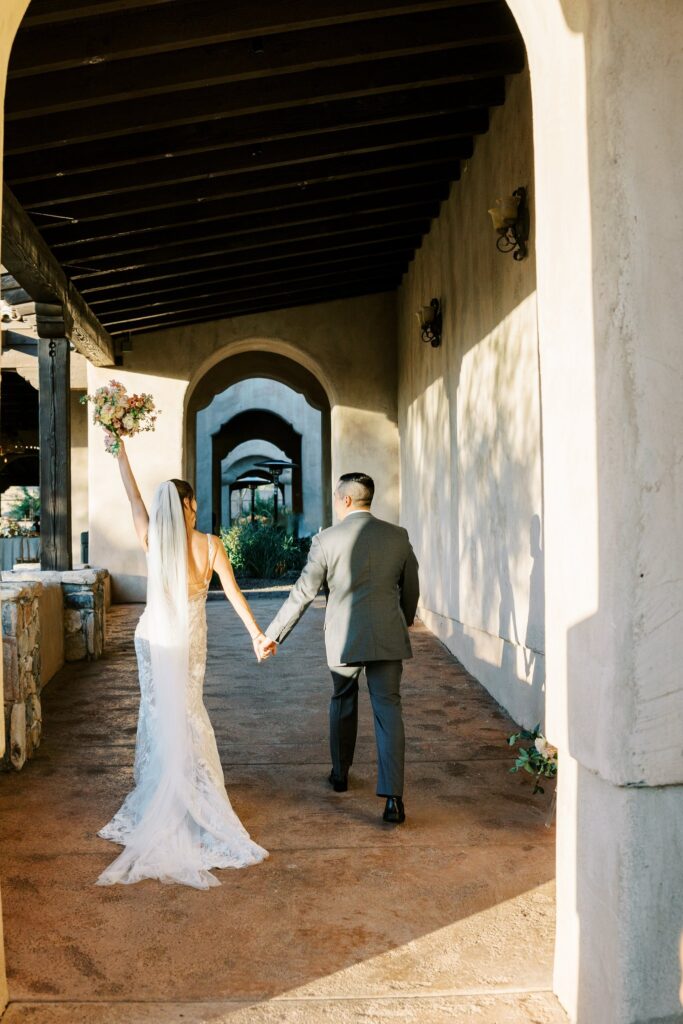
[81,380,159,455]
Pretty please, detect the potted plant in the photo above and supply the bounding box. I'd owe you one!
[508,724,558,827]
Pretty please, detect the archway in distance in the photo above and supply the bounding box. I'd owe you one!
[210,409,303,532]
[185,349,332,529]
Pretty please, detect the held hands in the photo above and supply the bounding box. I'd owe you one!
[252,632,277,663]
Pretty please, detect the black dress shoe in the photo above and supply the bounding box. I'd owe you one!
[328,770,348,792]
[382,797,405,824]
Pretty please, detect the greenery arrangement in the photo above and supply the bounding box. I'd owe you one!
[221,521,310,579]
[6,486,39,522]
[251,493,278,521]
[508,724,558,795]
[1,487,40,536]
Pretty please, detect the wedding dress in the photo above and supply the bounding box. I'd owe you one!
[97,485,268,889]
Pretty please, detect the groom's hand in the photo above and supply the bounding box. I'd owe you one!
[253,633,277,662]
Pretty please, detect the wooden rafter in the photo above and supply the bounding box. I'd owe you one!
[1,187,114,365]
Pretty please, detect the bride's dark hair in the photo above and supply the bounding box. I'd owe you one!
[170,479,194,506]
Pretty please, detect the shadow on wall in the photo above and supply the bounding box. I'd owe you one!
[398,63,544,731]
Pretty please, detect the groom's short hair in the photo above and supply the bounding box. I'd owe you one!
[337,472,374,506]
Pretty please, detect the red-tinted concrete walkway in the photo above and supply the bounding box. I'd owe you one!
[0,597,565,1023]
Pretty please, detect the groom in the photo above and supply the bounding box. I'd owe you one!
[260,472,419,824]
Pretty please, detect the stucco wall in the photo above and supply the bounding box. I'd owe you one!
[89,292,398,601]
[397,66,543,729]
[0,0,31,1010]
[195,378,323,535]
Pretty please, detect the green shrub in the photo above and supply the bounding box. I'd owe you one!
[220,522,311,579]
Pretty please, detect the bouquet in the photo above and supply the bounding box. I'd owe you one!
[81,380,159,456]
[508,724,558,794]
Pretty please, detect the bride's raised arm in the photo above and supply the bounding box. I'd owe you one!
[212,540,276,661]
[112,436,149,550]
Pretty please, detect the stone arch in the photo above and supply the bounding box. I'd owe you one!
[185,345,332,528]
[222,441,290,524]
[210,409,303,531]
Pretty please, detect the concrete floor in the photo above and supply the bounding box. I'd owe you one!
[0,597,566,1023]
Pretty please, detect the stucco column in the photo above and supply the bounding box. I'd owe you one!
[0,0,32,1012]
[507,1,683,1021]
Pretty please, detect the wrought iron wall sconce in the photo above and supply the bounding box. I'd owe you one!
[488,186,529,261]
[416,298,442,347]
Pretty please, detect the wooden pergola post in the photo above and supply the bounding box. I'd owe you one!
[1,187,114,571]
[37,304,72,570]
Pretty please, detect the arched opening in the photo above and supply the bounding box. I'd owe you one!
[223,442,289,524]
[185,348,333,529]
[210,409,302,531]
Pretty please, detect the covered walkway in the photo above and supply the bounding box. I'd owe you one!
[0,597,563,1023]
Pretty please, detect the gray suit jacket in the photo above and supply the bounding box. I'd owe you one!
[265,511,420,666]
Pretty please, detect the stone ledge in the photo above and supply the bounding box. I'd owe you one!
[0,581,43,603]
[1,582,42,770]
[3,567,108,586]
[1,568,109,770]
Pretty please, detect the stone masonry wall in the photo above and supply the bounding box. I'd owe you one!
[62,571,107,661]
[0,582,42,770]
[1,568,108,770]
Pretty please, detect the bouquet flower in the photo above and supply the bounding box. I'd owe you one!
[81,380,159,456]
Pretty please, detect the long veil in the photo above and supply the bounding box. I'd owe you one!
[96,482,220,888]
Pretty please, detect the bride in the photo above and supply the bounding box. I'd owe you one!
[96,438,272,889]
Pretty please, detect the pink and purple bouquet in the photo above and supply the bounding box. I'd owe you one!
[81,380,159,456]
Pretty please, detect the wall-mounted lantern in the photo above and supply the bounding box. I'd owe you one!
[488,186,529,261]
[255,458,297,524]
[416,298,442,347]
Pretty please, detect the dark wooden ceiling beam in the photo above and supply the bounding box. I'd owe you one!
[67,214,432,284]
[98,265,407,325]
[8,5,517,118]
[51,189,446,263]
[76,233,424,298]
[107,286,402,337]
[12,0,496,75]
[21,0,179,29]
[85,246,417,307]
[22,144,464,227]
[39,166,453,247]
[52,197,444,266]
[1,186,114,366]
[106,278,402,336]
[4,43,523,154]
[17,117,472,210]
[68,203,432,274]
[88,253,413,314]
[7,80,498,184]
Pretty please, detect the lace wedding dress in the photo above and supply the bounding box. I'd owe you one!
[97,533,268,889]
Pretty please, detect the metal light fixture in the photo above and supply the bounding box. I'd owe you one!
[255,459,297,524]
[416,298,442,347]
[488,186,529,261]
[234,473,270,525]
